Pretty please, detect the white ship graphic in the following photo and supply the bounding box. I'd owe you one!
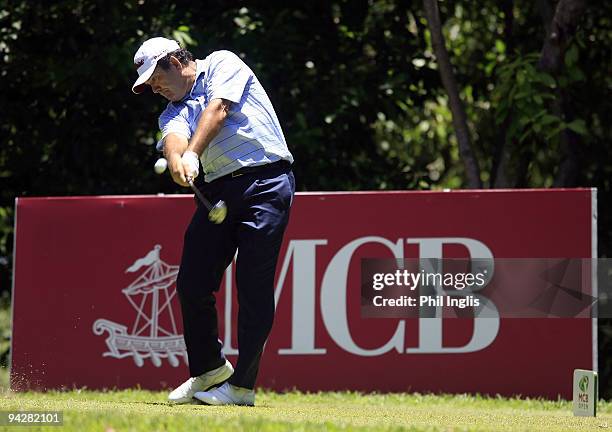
[93,245,187,367]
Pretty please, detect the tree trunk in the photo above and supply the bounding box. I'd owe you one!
[538,0,587,74]
[537,0,587,187]
[422,0,482,188]
[492,0,514,188]
[536,0,554,40]
[553,90,581,187]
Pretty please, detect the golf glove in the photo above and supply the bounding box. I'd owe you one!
[182,150,200,180]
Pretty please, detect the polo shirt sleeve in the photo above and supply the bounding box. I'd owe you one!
[156,104,191,151]
[205,51,251,104]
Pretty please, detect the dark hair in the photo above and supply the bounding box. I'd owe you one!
[157,48,194,70]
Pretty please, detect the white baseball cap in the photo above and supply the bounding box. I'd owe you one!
[132,37,181,94]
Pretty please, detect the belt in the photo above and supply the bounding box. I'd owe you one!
[218,160,291,181]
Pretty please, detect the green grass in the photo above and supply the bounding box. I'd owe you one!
[0,388,610,431]
[0,367,7,392]
[0,292,10,393]
[0,298,610,431]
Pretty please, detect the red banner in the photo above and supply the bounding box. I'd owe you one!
[11,189,597,398]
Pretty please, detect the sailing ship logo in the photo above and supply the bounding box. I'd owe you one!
[93,245,187,367]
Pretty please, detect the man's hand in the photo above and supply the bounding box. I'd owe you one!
[181,150,200,182]
[168,153,189,186]
[162,133,197,187]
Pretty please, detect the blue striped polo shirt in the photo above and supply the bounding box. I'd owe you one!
[157,50,293,182]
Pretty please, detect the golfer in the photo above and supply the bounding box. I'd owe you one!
[132,37,295,406]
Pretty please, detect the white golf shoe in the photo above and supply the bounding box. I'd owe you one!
[168,360,234,404]
[194,382,255,406]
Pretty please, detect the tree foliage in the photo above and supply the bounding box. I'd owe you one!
[0,0,611,395]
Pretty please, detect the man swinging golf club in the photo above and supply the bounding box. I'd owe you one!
[132,37,295,406]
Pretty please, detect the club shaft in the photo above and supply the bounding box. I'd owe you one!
[188,180,213,211]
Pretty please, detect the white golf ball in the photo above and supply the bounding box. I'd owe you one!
[154,158,168,174]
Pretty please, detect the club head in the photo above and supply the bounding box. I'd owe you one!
[208,200,228,224]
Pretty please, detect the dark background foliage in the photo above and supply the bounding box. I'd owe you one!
[0,0,610,397]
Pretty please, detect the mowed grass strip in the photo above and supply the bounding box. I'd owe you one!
[0,389,610,431]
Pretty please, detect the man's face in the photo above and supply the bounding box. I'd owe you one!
[146,58,189,102]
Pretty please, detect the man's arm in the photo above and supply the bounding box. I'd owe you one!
[178,51,249,181]
[186,98,232,156]
[162,98,231,186]
[163,133,190,186]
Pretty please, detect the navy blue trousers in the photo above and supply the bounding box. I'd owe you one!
[176,162,294,389]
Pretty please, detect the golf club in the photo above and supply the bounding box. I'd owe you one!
[187,177,228,224]
[154,157,227,224]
